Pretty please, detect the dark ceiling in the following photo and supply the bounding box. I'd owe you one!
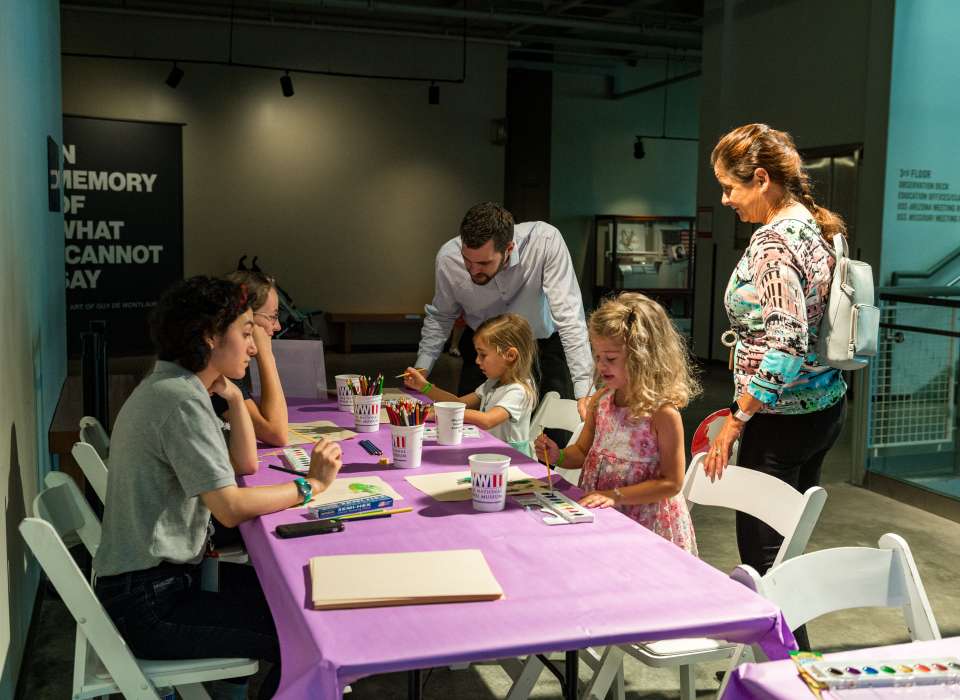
[61,0,703,66]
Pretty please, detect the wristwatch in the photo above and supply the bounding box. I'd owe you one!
[294,477,313,506]
[728,399,754,423]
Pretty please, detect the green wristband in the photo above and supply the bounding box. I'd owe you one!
[422,382,433,394]
[556,449,565,467]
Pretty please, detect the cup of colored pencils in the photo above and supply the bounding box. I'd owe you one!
[385,399,430,468]
[351,373,384,433]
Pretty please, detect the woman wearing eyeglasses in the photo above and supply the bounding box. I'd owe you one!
[209,271,289,458]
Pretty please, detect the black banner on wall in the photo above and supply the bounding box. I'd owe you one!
[63,116,183,357]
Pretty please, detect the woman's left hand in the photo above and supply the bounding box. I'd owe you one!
[578,490,616,508]
[703,416,745,481]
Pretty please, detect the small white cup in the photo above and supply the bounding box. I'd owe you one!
[434,401,466,445]
[352,394,382,433]
[469,453,511,512]
[335,374,361,413]
[390,424,426,468]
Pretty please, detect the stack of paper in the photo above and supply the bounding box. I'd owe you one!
[309,549,503,610]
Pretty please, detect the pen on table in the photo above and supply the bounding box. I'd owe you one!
[394,368,427,379]
[268,464,304,477]
[330,507,415,521]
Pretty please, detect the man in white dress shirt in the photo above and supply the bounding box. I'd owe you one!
[415,202,593,418]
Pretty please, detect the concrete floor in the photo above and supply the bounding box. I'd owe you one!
[16,354,960,699]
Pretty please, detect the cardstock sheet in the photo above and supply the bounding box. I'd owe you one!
[405,467,549,502]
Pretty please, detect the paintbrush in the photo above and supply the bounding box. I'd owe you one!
[394,368,427,378]
[538,430,554,493]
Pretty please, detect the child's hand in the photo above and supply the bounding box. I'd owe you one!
[578,490,616,509]
[533,434,561,466]
[403,367,428,392]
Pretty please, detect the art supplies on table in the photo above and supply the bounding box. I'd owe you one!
[383,398,430,427]
[346,373,384,397]
[308,493,395,520]
[793,652,960,692]
[358,439,383,456]
[513,491,594,525]
[405,467,549,502]
[308,549,503,610]
[287,420,357,446]
[269,464,304,477]
[332,506,414,521]
[288,476,403,510]
[282,447,311,472]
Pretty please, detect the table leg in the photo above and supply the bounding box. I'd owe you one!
[407,669,422,700]
[565,650,578,700]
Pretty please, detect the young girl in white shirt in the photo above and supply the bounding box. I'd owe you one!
[404,313,537,455]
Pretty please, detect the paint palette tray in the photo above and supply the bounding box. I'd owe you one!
[282,447,311,473]
[513,491,594,525]
[804,657,960,689]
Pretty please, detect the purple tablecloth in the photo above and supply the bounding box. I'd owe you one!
[240,398,795,699]
[723,637,960,700]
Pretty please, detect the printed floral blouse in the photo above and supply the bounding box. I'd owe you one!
[580,392,697,555]
[724,216,846,415]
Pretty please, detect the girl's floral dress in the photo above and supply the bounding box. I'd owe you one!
[580,392,697,555]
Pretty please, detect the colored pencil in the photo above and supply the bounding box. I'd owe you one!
[268,464,303,477]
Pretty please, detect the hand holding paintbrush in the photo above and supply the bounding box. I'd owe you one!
[534,431,560,493]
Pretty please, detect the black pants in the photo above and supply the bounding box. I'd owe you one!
[735,397,846,649]
[96,561,281,698]
[457,327,575,443]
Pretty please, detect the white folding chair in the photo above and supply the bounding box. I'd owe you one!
[516,452,829,700]
[718,533,940,697]
[24,473,258,699]
[528,391,584,486]
[250,338,326,399]
[79,415,111,460]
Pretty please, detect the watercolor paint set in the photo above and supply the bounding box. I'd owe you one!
[803,656,960,689]
[513,491,594,525]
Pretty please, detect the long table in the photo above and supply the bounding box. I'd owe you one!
[239,398,796,699]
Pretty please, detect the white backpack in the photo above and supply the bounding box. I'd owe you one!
[817,234,879,370]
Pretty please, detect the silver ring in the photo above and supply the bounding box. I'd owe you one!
[721,330,738,348]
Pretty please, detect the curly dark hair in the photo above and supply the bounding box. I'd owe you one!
[150,276,250,373]
[459,202,515,252]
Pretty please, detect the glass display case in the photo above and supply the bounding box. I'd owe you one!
[594,214,696,337]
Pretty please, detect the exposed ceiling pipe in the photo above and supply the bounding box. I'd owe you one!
[516,32,701,57]
[506,0,589,38]
[61,4,520,47]
[610,68,701,100]
[292,0,701,44]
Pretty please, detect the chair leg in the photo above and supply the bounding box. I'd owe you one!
[505,656,546,700]
[580,646,624,700]
[717,644,756,698]
[678,664,696,700]
[176,683,212,700]
[614,663,625,700]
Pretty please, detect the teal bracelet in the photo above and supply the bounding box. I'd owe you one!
[556,449,565,467]
[294,477,312,506]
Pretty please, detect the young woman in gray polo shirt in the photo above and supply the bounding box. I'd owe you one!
[94,276,341,699]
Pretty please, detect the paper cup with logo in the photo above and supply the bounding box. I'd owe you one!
[469,453,511,512]
[335,374,361,413]
[390,423,426,468]
[352,394,382,433]
[434,401,466,445]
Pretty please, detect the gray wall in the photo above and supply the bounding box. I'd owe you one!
[0,0,66,694]
[61,9,508,317]
[693,0,893,361]
[550,61,701,304]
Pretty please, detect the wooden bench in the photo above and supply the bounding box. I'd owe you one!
[326,312,423,353]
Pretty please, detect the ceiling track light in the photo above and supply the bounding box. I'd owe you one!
[633,136,646,160]
[165,62,184,89]
[428,82,440,105]
[280,71,294,98]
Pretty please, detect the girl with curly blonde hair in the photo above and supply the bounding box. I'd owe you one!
[535,292,700,553]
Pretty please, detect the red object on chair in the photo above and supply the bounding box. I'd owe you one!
[690,408,731,455]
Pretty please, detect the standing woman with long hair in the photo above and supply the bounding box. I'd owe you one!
[705,124,847,645]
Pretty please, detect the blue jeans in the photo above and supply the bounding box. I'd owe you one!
[95,561,281,698]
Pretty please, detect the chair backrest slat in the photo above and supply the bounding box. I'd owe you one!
[71,441,109,506]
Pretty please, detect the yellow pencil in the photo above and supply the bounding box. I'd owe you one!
[394,368,427,378]
[538,431,553,493]
[336,506,414,520]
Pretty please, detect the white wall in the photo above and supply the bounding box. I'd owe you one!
[0,0,66,694]
[61,9,507,316]
[550,61,700,302]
